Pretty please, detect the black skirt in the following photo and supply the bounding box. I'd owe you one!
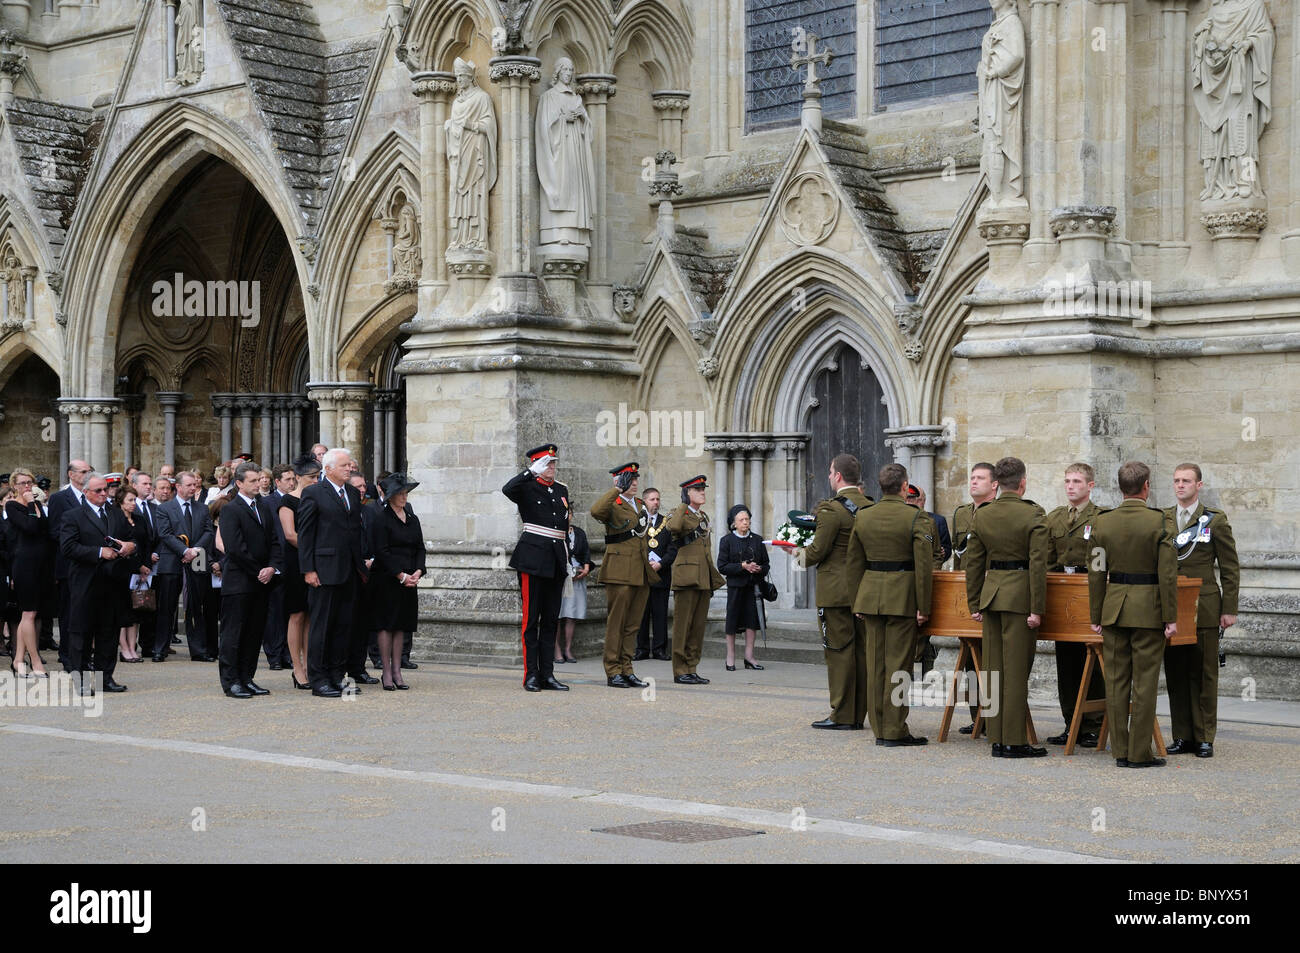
[725,584,761,633]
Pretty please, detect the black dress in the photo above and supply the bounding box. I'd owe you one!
[717,531,769,633]
[277,494,309,615]
[106,508,151,629]
[368,503,427,633]
[5,500,54,615]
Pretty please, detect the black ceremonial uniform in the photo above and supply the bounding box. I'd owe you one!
[502,448,570,690]
[637,511,677,658]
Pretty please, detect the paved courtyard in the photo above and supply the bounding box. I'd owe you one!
[3,657,1297,863]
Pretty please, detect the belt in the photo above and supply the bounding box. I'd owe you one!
[522,523,566,540]
[605,531,634,545]
[1109,571,1158,585]
[990,560,1029,570]
[866,560,914,572]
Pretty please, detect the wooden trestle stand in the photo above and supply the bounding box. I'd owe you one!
[921,571,1200,755]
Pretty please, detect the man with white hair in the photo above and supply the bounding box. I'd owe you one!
[297,448,367,697]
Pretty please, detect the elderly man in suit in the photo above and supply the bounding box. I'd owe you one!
[297,448,368,697]
[216,461,282,698]
[60,475,135,693]
[47,459,93,669]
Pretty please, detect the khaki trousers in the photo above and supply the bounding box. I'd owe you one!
[603,583,650,677]
[671,588,710,677]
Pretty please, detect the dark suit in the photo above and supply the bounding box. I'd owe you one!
[261,490,291,667]
[297,477,367,689]
[156,496,215,658]
[637,513,676,656]
[46,486,82,666]
[217,495,281,691]
[132,498,162,654]
[59,502,120,682]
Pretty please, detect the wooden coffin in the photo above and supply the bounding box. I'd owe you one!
[921,571,1200,646]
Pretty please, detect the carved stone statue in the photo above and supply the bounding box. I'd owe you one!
[2,253,22,321]
[1192,0,1274,201]
[977,0,1026,209]
[445,58,497,250]
[392,203,422,281]
[535,57,596,247]
[176,0,204,85]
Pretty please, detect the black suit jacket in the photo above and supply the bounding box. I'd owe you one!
[717,532,770,589]
[218,495,282,595]
[47,486,81,579]
[502,471,570,578]
[645,512,677,589]
[157,497,215,573]
[297,478,366,586]
[60,503,117,631]
[929,511,952,563]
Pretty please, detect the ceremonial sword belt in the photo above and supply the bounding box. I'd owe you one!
[605,530,635,545]
[1108,572,1158,585]
[680,523,709,546]
[866,560,914,572]
[522,523,566,540]
[990,560,1029,570]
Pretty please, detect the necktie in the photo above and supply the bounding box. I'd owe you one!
[250,501,261,524]
[1068,506,1078,526]
[140,501,151,531]
[1178,509,1190,531]
[183,501,192,534]
[338,485,348,511]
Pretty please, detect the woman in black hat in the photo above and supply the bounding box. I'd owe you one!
[371,472,427,690]
[278,455,320,689]
[717,503,769,672]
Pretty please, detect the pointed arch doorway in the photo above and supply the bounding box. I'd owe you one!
[804,342,890,508]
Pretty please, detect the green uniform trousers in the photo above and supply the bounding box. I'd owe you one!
[1103,626,1164,764]
[863,614,917,740]
[820,607,867,727]
[1056,641,1105,732]
[672,588,710,677]
[982,611,1035,746]
[1164,626,1220,743]
[603,583,650,678]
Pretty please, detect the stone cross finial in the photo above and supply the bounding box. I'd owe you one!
[790,33,833,135]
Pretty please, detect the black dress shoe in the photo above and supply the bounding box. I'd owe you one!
[1195,742,1213,758]
[1002,744,1048,759]
[401,660,418,669]
[268,662,284,671]
[673,673,707,685]
[811,719,856,730]
[991,743,1004,757]
[959,723,974,735]
[350,672,380,685]
[1046,731,1069,745]
[171,636,182,644]
[624,674,648,689]
[151,655,166,663]
[523,674,542,692]
[651,651,670,661]
[245,681,270,696]
[632,650,650,661]
[879,735,928,747]
[312,685,342,697]
[1078,731,1100,748]
[192,655,216,662]
[1115,758,1130,767]
[225,684,253,699]
[103,679,128,693]
[1167,738,1195,755]
[607,675,631,688]
[1126,757,1167,768]
[541,676,570,691]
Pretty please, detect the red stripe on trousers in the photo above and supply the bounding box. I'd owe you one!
[520,573,530,685]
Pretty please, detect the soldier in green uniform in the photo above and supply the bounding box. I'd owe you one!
[590,462,655,689]
[951,462,996,734]
[667,475,725,685]
[800,453,871,730]
[849,463,933,746]
[1088,461,1178,768]
[1045,463,1108,747]
[963,456,1048,758]
[1162,463,1239,758]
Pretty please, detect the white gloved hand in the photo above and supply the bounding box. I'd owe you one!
[528,455,553,476]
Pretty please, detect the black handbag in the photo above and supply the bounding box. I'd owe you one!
[759,579,778,602]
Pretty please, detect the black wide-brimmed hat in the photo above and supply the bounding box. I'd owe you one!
[380,471,420,499]
[727,503,751,528]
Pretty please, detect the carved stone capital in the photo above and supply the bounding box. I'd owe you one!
[883,426,948,452]
[488,56,541,85]
[411,70,456,100]
[1200,207,1268,239]
[1049,206,1118,240]
[576,73,617,98]
[651,90,691,112]
[210,394,238,414]
[384,276,419,296]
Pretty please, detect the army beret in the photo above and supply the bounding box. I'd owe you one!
[526,444,558,461]
[609,462,639,475]
[788,509,817,531]
[679,474,707,489]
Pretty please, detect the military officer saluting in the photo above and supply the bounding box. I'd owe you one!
[1088,461,1178,767]
[951,462,996,735]
[1162,462,1239,759]
[802,453,871,730]
[849,463,933,745]
[591,462,656,688]
[667,475,725,685]
[1045,463,1108,748]
[501,444,571,693]
[964,456,1049,759]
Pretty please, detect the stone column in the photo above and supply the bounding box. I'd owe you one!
[57,404,69,480]
[277,397,291,462]
[162,0,177,80]
[289,398,307,457]
[383,392,399,473]
[411,72,456,292]
[211,394,235,462]
[746,444,767,535]
[1153,0,1190,276]
[256,395,273,465]
[488,57,542,276]
[706,441,731,531]
[706,0,728,160]
[120,394,143,469]
[651,90,689,158]
[730,452,745,510]
[371,399,385,478]
[236,398,254,455]
[1024,0,1059,267]
[777,435,809,609]
[156,392,183,468]
[307,383,372,455]
[66,400,120,474]
[576,74,616,291]
[884,426,947,503]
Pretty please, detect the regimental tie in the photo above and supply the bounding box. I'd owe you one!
[1179,508,1192,531]
[338,485,348,511]
[1068,506,1078,527]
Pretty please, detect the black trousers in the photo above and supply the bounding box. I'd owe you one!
[637,587,670,655]
[183,568,213,658]
[56,577,72,668]
[518,571,562,683]
[261,581,290,666]
[219,588,270,691]
[66,592,117,683]
[151,573,181,658]
[307,577,357,689]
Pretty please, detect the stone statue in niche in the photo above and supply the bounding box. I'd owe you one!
[2,251,23,322]
[535,57,596,248]
[977,0,1026,209]
[1192,0,1274,201]
[176,0,204,85]
[391,203,422,282]
[445,58,497,250]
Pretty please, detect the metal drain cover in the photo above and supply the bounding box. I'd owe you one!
[593,820,765,843]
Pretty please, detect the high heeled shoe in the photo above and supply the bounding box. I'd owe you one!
[292,674,312,690]
[381,677,396,691]
[725,662,735,671]
[394,680,409,690]
[744,659,764,670]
